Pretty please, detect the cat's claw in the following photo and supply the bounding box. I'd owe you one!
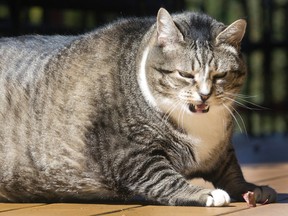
[253,186,277,203]
[205,189,230,207]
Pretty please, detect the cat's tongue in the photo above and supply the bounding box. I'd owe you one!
[189,103,210,113]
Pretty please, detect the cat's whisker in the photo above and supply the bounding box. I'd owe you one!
[223,96,268,111]
[224,92,256,98]
[223,93,269,110]
[222,103,243,133]
[179,102,187,131]
[162,100,178,122]
[230,104,247,135]
[162,99,182,126]
[223,96,259,111]
[235,97,270,110]
[176,101,184,130]
[220,107,227,138]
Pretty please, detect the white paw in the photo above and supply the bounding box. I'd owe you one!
[205,189,230,207]
[253,186,277,203]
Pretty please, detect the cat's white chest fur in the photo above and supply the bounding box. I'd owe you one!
[181,107,227,163]
[161,103,227,163]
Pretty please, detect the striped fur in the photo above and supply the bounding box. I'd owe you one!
[0,8,276,205]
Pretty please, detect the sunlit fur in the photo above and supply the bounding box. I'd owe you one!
[0,9,276,205]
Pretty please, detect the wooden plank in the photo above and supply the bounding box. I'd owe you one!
[0,204,142,216]
[225,203,288,216]
[256,176,288,194]
[242,163,288,183]
[0,204,45,213]
[107,203,251,216]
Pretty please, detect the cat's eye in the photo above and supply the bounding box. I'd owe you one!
[213,72,227,79]
[178,71,195,79]
[154,67,173,74]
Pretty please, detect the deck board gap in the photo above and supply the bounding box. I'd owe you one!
[90,205,145,216]
[0,204,49,213]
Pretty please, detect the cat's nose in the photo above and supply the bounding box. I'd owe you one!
[200,93,211,102]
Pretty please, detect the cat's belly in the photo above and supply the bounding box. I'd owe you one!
[0,147,116,202]
[0,169,117,202]
[0,188,118,203]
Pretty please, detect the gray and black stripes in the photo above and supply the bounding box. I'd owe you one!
[114,149,199,205]
[190,40,215,72]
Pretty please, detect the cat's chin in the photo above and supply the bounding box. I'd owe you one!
[189,103,210,113]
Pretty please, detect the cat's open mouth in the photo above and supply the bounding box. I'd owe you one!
[189,103,210,113]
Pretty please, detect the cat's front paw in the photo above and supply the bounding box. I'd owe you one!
[205,189,230,207]
[253,186,277,203]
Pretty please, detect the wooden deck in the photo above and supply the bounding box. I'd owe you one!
[0,163,287,216]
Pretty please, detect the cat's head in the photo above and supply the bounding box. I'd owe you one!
[138,8,247,116]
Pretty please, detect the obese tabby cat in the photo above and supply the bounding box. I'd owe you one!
[0,8,277,206]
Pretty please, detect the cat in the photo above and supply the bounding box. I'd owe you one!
[0,8,277,206]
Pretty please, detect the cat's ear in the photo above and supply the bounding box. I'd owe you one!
[156,8,184,46]
[216,19,246,47]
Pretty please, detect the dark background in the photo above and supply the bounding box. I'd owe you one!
[0,0,287,163]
